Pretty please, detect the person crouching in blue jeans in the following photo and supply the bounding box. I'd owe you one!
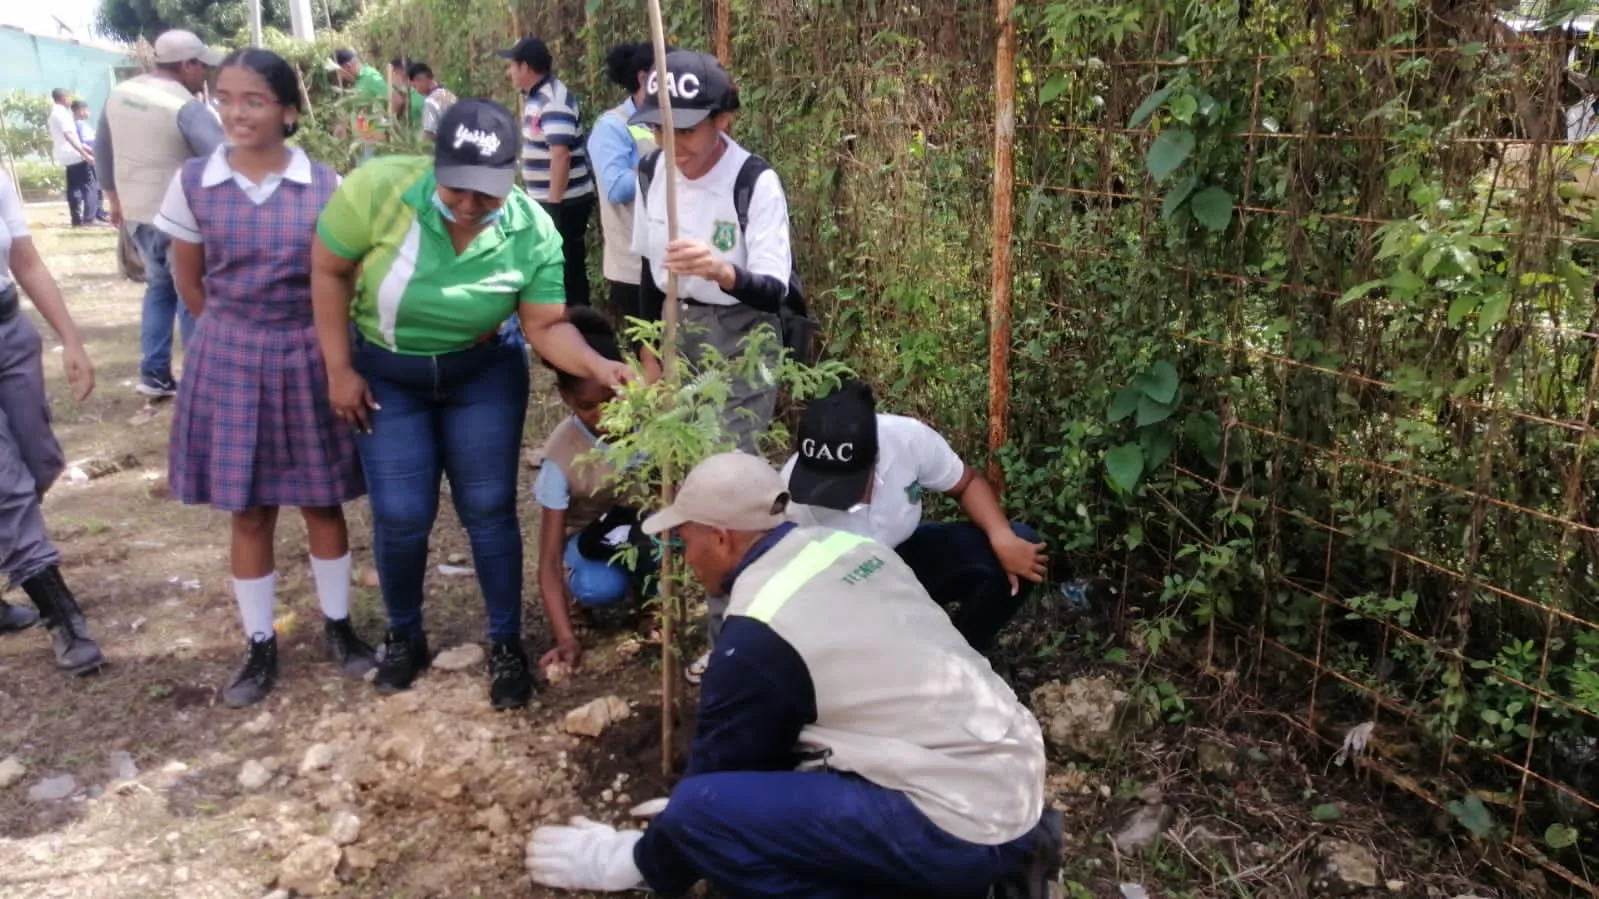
[534,307,657,674]
[780,378,1048,653]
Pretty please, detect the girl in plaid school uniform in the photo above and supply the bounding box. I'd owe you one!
[155,49,374,709]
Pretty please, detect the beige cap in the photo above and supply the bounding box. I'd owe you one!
[153,30,227,66]
[641,452,791,535]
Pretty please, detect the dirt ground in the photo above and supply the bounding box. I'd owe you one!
[0,203,1514,899]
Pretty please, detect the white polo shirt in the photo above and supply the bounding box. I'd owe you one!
[49,104,85,166]
[630,133,792,306]
[781,414,967,549]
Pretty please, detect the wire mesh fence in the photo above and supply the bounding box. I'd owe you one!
[354,0,1599,891]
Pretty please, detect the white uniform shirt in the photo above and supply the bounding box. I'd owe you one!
[630,134,792,306]
[0,171,29,292]
[781,414,967,549]
[49,105,85,167]
[154,146,322,243]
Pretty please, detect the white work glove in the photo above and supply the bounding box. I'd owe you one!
[527,816,648,892]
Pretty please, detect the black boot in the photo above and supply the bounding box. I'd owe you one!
[373,629,430,694]
[0,599,40,633]
[489,640,534,710]
[222,633,278,708]
[991,808,1064,899]
[323,616,377,678]
[21,566,103,675]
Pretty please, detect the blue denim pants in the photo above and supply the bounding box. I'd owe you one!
[351,335,530,642]
[894,521,1042,653]
[564,532,659,607]
[129,223,196,383]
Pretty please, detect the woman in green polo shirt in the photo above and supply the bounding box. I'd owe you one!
[311,98,630,710]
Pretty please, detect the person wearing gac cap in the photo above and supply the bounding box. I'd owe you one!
[311,98,632,711]
[629,50,793,437]
[527,451,1061,898]
[781,379,1049,653]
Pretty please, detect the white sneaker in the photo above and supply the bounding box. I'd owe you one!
[684,650,710,685]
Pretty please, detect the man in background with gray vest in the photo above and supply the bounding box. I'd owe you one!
[528,452,1062,898]
[587,42,658,336]
[97,29,225,399]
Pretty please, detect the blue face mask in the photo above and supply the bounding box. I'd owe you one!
[432,191,503,226]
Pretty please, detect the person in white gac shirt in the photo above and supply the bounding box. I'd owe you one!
[781,379,1048,652]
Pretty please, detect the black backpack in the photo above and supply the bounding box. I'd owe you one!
[639,149,822,365]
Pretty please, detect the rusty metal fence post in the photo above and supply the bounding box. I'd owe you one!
[987,0,1018,488]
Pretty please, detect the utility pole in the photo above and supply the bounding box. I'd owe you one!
[288,0,317,40]
[249,0,263,47]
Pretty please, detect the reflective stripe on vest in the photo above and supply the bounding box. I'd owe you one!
[628,124,654,143]
[744,532,873,623]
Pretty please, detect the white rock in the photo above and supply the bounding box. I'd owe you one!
[242,711,274,735]
[433,643,486,672]
[629,797,670,818]
[328,810,361,846]
[260,891,291,899]
[239,760,273,791]
[276,838,341,895]
[1031,676,1136,762]
[563,695,632,738]
[1385,882,1406,893]
[299,743,334,774]
[1316,838,1380,891]
[0,756,26,789]
[1110,803,1174,854]
[28,774,76,802]
[108,750,138,781]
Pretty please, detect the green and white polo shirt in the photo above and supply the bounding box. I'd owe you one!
[316,155,566,356]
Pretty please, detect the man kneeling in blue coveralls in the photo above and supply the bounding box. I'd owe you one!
[528,452,1063,898]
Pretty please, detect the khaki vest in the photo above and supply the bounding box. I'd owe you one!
[729,526,1046,845]
[597,102,657,285]
[542,417,619,535]
[104,75,200,226]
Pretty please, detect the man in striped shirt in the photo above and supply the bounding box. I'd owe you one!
[499,36,596,307]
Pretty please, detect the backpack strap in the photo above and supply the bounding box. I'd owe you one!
[733,153,771,234]
[638,148,663,209]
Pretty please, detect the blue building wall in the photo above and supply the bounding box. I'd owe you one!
[0,27,131,129]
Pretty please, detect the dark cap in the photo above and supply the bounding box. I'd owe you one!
[788,380,879,511]
[629,50,738,129]
[433,99,519,199]
[332,47,358,66]
[495,36,552,72]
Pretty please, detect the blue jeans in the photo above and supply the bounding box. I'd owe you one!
[894,521,1041,653]
[129,223,196,383]
[564,532,658,607]
[634,770,1033,898]
[352,335,530,642]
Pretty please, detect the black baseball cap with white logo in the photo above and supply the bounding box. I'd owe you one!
[788,380,880,511]
[433,99,519,199]
[629,50,739,130]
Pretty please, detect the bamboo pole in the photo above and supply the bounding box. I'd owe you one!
[645,0,683,777]
[986,0,1018,490]
[715,0,731,64]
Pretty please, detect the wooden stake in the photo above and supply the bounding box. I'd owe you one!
[645,0,684,777]
[715,0,731,64]
[986,0,1018,490]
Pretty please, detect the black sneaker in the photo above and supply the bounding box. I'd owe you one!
[991,808,1064,899]
[136,375,178,399]
[373,629,430,694]
[222,634,279,709]
[488,640,534,710]
[323,616,377,678]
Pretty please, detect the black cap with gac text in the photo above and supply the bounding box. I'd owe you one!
[628,50,739,130]
[788,380,880,511]
[433,98,519,199]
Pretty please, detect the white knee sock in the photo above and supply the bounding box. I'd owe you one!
[309,553,353,621]
[234,572,278,640]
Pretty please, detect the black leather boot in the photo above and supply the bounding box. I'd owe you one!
[0,599,40,633]
[222,633,278,708]
[373,629,430,694]
[323,616,377,678]
[990,808,1064,899]
[21,566,104,675]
